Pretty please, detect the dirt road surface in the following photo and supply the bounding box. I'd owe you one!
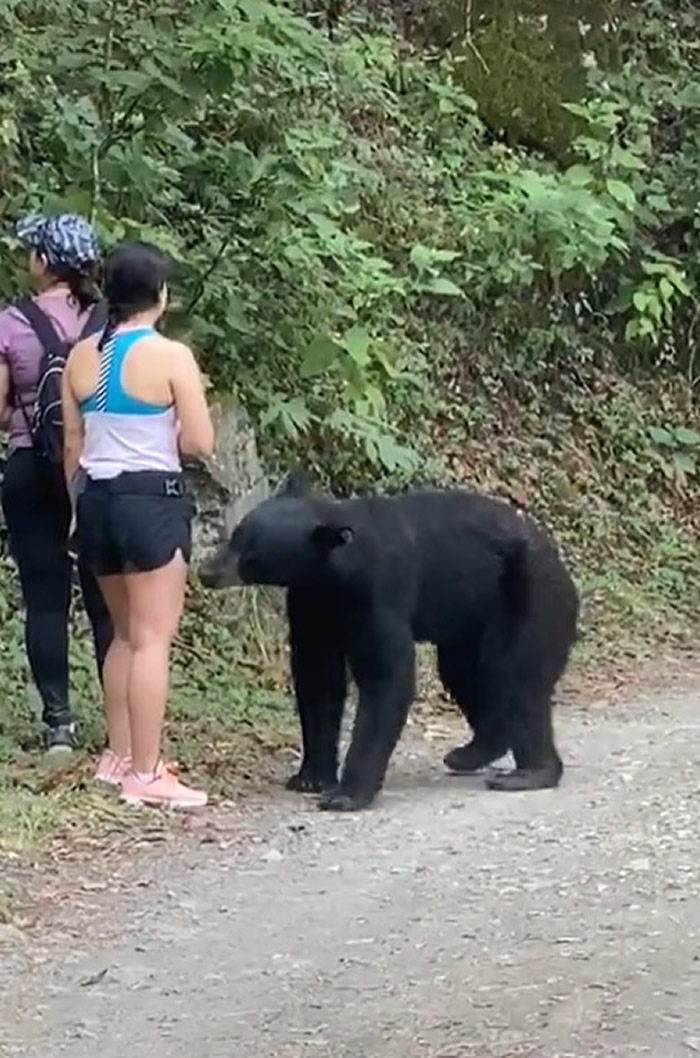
[3,687,700,1058]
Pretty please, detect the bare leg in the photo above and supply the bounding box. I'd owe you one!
[124,552,187,774]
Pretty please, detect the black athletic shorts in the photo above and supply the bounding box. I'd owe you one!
[76,470,196,576]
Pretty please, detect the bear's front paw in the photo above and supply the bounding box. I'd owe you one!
[286,768,338,794]
[286,770,320,793]
[318,786,375,812]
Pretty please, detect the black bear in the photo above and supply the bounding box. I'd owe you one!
[198,476,579,812]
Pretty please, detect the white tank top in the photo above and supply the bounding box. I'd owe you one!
[78,326,181,480]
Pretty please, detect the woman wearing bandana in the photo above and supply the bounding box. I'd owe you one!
[0,214,113,757]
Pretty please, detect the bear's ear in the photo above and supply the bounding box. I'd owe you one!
[310,524,354,551]
[276,469,312,498]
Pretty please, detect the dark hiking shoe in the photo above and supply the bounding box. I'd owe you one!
[44,723,76,762]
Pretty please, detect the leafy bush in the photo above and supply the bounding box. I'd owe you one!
[1,0,443,484]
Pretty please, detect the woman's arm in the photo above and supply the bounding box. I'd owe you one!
[0,310,16,431]
[169,342,214,459]
[61,354,84,490]
[0,360,11,430]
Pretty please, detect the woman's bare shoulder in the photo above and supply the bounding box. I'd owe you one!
[158,334,193,356]
[157,335,199,373]
[67,334,99,364]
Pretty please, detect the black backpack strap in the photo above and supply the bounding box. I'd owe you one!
[14,296,63,355]
[11,297,67,455]
[79,298,108,340]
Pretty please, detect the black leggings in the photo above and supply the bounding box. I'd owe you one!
[1,449,113,729]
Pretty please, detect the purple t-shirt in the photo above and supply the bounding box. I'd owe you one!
[0,290,87,451]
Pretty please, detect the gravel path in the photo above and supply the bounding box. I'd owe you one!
[3,688,700,1058]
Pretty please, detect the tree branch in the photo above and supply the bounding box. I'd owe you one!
[90,0,118,222]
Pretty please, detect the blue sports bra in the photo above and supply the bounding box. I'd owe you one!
[78,327,172,416]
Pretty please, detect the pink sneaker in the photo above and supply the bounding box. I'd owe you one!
[120,762,208,810]
[95,749,130,787]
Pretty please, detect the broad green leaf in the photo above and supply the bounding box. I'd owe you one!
[341,325,371,366]
[108,70,152,90]
[632,290,650,313]
[300,335,341,378]
[564,164,593,187]
[646,193,670,212]
[517,170,549,198]
[421,276,464,297]
[308,212,339,238]
[410,244,433,272]
[658,277,674,303]
[642,260,676,276]
[648,296,663,322]
[373,343,400,379]
[362,384,386,416]
[410,244,460,272]
[674,427,700,447]
[673,451,696,475]
[667,270,691,296]
[261,397,311,439]
[606,179,636,209]
[627,317,656,341]
[375,435,419,472]
[674,83,700,108]
[648,426,675,446]
[609,145,646,171]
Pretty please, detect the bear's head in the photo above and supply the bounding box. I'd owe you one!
[198,473,354,590]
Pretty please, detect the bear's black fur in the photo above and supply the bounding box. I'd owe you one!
[199,476,579,812]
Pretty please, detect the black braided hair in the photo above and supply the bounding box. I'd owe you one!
[97,302,126,352]
[97,241,169,352]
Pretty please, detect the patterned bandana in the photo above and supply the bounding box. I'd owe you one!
[15,213,100,273]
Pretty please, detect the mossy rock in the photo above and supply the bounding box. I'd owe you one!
[401,0,628,158]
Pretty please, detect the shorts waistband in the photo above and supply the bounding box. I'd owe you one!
[84,470,187,498]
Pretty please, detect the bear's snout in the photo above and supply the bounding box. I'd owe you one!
[198,541,243,589]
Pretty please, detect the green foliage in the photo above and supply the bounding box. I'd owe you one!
[0,0,429,482]
[648,423,700,484]
[3,0,700,482]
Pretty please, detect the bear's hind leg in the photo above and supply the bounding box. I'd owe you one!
[480,627,564,792]
[437,642,510,775]
[486,695,562,791]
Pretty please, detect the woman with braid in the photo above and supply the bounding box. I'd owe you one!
[62,240,214,809]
